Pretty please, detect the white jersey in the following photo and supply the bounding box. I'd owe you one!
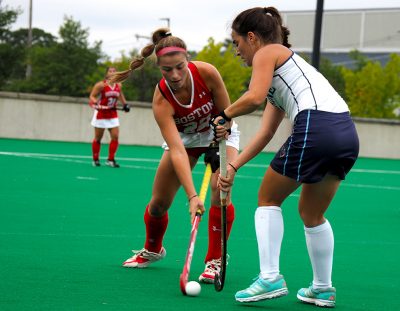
[267,52,349,122]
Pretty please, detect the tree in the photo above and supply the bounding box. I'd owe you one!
[195,38,251,102]
[6,16,102,96]
[319,58,346,100]
[342,53,400,119]
[0,1,20,85]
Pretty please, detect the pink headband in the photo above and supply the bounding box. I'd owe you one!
[156,46,187,57]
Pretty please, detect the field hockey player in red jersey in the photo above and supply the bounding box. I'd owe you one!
[89,66,130,168]
[111,28,240,284]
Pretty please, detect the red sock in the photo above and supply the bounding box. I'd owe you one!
[108,139,119,161]
[205,203,235,262]
[144,205,168,253]
[92,139,100,161]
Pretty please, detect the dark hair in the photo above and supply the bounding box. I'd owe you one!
[232,7,291,48]
[110,28,187,83]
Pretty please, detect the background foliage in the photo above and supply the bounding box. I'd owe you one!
[0,2,399,119]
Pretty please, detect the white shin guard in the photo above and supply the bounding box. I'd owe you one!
[255,206,284,280]
[305,220,334,289]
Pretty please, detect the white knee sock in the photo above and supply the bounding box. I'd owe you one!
[304,220,334,289]
[255,206,284,280]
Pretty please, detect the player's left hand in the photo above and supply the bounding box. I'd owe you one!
[218,165,236,193]
[123,104,131,112]
[188,196,205,224]
[210,116,232,142]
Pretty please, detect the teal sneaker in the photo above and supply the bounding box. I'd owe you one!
[235,275,288,302]
[297,286,336,308]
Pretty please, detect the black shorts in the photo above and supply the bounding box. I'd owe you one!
[270,110,359,183]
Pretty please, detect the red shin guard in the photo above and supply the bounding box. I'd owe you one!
[108,139,119,161]
[92,140,101,161]
[144,205,168,253]
[205,203,235,262]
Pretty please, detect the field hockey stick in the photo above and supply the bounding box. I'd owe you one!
[214,122,228,292]
[180,163,212,295]
[93,105,130,112]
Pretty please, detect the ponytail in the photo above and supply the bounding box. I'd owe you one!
[110,28,186,84]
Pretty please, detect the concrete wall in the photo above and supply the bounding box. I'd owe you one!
[0,92,399,159]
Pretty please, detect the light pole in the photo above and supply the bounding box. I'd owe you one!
[312,0,324,70]
[26,0,33,79]
[159,17,170,29]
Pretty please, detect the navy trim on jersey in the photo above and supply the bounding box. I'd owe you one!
[274,73,300,114]
[290,57,318,110]
[274,50,295,71]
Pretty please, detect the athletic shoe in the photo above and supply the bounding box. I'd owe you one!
[198,255,230,284]
[297,286,336,308]
[235,275,288,302]
[122,247,166,268]
[106,159,120,168]
[93,160,100,167]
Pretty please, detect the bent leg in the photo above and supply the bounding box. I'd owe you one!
[204,146,238,261]
[299,174,341,289]
[144,151,198,252]
[256,167,300,279]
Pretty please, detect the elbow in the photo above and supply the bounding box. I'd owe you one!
[247,93,266,109]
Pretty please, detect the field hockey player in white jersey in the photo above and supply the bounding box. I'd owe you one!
[110,28,240,284]
[214,6,359,308]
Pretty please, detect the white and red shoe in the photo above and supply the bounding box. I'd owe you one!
[198,258,221,283]
[122,247,166,268]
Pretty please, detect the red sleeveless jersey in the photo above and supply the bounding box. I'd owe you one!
[158,62,218,134]
[95,81,121,119]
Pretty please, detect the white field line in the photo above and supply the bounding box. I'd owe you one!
[1,151,399,190]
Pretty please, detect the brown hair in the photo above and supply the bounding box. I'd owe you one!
[110,28,187,83]
[231,7,291,48]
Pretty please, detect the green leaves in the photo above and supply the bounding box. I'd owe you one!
[195,38,251,103]
[342,53,400,119]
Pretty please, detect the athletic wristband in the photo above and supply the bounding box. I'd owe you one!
[228,163,238,172]
[219,110,232,122]
[188,194,198,202]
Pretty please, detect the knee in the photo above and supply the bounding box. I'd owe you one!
[298,209,325,227]
[148,199,170,217]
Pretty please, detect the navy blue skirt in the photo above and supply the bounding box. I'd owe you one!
[270,110,359,183]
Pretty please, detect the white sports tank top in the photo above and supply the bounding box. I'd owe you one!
[267,52,349,122]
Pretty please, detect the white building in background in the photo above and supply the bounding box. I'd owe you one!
[282,8,400,67]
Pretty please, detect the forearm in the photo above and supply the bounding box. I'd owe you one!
[230,103,285,170]
[224,91,264,119]
[89,95,98,104]
[119,94,127,105]
[231,131,273,170]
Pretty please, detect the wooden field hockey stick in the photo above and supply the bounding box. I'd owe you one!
[214,127,228,292]
[180,163,212,295]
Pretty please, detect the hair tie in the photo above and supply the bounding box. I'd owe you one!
[264,7,272,16]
